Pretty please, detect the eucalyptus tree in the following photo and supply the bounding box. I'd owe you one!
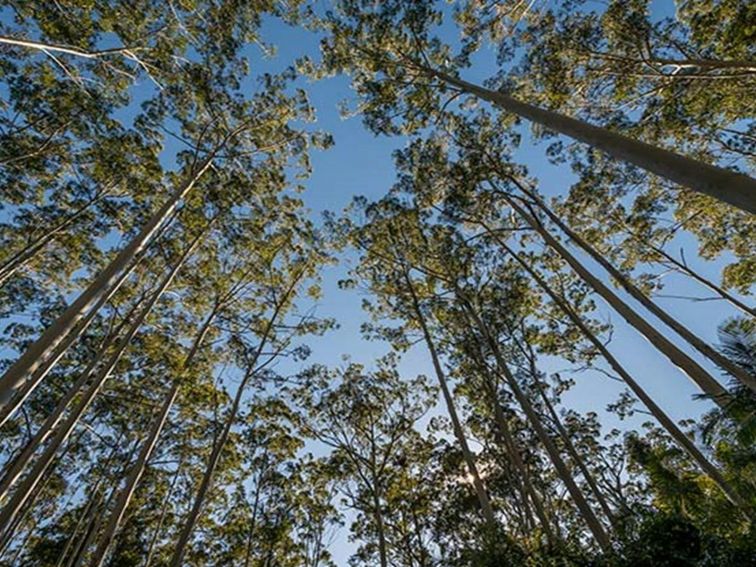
[0,225,206,542]
[291,358,438,567]
[318,0,756,213]
[0,66,323,424]
[484,0,756,295]
[384,120,751,510]
[0,0,323,418]
[168,242,329,566]
[338,200,500,530]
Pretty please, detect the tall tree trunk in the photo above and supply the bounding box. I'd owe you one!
[402,269,497,529]
[0,235,199,539]
[143,455,184,567]
[499,194,731,405]
[0,297,141,502]
[169,369,254,567]
[490,390,554,541]
[71,439,140,567]
[494,234,749,510]
[518,187,756,393]
[461,301,612,551]
[528,364,618,529]
[0,203,171,428]
[0,428,83,554]
[54,432,126,567]
[0,188,109,287]
[88,306,218,567]
[169,270,302,567]
[372,489,389,567]
[415,63,756,213]
[242,477,265,567]
[0,155,217,415]
[459,321,555,542]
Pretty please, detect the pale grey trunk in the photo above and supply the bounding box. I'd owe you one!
[372,489,389,567]
[0,156,214,414]
[422,65,756,213]
[88,306,217,566]
[524,190,756,393]
[502,195,731,405]
[0,237,197,538]
[0,300,138,501]
[491,393,555,541]
[460,312,554,541]
[56,434,125,567]
[462,303,612,551]
[0,198,174,428]
[71,440,140,567]
[169,370,252,566]
[497,236,749,510]
[532,375,617,528]
[403,270,497,528]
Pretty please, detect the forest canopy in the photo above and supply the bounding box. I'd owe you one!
[0,1,753,565]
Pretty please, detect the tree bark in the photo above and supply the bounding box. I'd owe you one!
[0,234,150,429]
[416,63,756,214]
[461,301,612,551]
[0,155,216,415]
[494,235,749,510]
[520,188,756,393]
[0,235,198,539]
[500,194,731,405]
[402,269,498,529]
[0,298,140,502]
[459,314,555,542]
[530,368,618,529]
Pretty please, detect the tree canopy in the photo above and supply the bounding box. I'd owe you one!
[0,1,753,565]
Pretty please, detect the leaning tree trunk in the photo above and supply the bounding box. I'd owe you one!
[0,298,141,502]
[0,235,152,429]
[88,305,218,567]
[493,234,749,510]
[71,439,140,567]
[490,384,556,541]
[0,236,198,539]
[520,188,756,393]
[460,313,556,542]
[169,271,301,567]
[0,154,217,415]
[0,427,83,554]
[461,300,612,551]
[403,270,498,529]
[415,63,756,213]
[529,368,618,529]
[500,194,731,406]
[53,432,126,567]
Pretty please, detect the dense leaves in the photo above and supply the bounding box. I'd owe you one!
[0,1,753,566]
